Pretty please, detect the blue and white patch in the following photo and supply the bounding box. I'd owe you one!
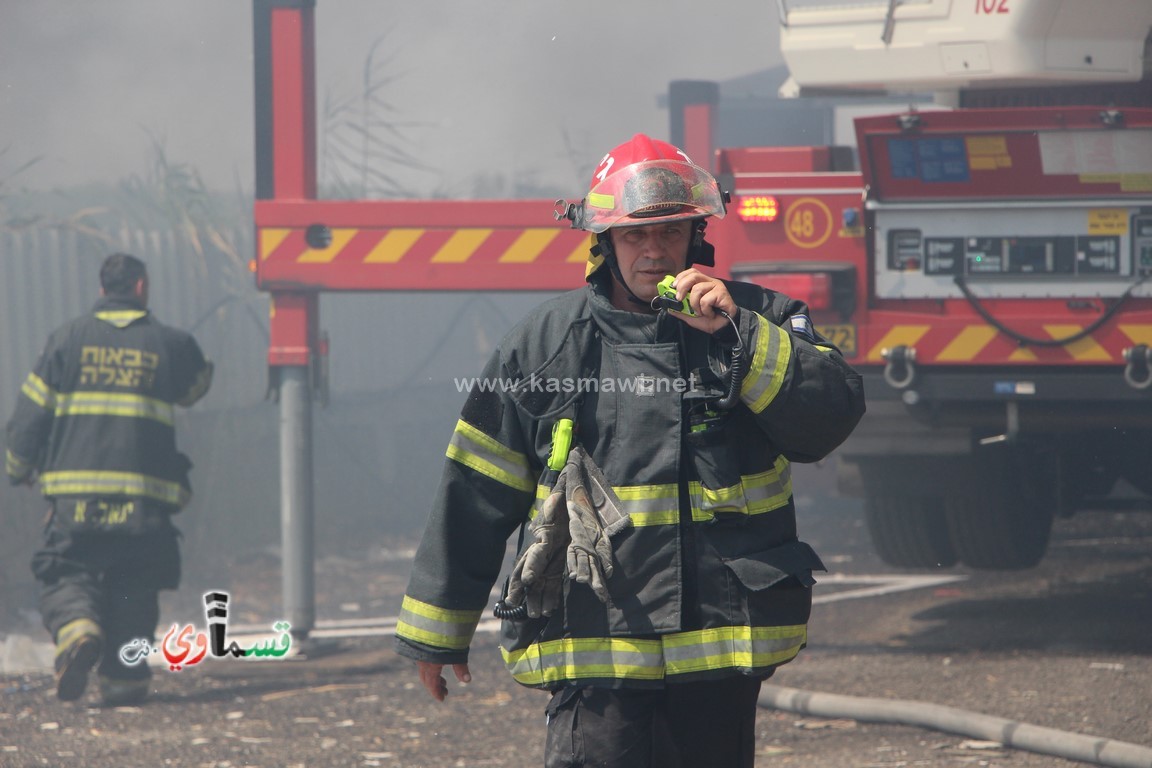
[788,314,816,341]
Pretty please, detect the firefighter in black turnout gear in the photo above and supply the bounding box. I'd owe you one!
[6,253,213,706]
[394,135,865,767]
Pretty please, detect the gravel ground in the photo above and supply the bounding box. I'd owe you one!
[2,498,1150,767]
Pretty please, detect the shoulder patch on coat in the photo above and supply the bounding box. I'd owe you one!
[788,314,816,342]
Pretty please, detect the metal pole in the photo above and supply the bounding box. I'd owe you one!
[279,365,315,638]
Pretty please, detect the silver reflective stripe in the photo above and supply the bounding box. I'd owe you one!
[503,624,808,685]
[6,449,33,478]
[395,596,481,651]
[741,315,792,413]
[39,470,189,506]
[614,485,678,527]
[690,457,794,520]
[21,373,56,410]
[446,419,534,493]
[741,457,793,514]
[55,391,174,426]
[663,625,808,675]
[503,636,665,686]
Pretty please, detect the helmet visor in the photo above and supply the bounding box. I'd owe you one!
[581,160,726,233]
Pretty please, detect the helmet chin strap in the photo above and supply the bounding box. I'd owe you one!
[596,233,656,311]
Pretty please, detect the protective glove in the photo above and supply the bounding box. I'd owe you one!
[564,447,630,606]
[504,474,571,618]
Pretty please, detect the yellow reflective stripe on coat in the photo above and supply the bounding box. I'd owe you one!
[541,468,793,528]
[528,483,678,527]
[662,624,808,675]
[741,315,792,413]
[21,373,57,410]
[690,456,793,519]
[395,595,482,651]
[6,449,34,479]
[54,391,175,426]
[614,484,678,527]
[502,636,666,686]
[502,624,807,686]
[527,483,553,521]
[446,419,534,493]
[39,470,190,506]
[94,309,148,328]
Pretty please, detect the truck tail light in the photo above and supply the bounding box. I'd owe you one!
[737,195,780,223]
[762,272,832,310]
[730,262,857,318]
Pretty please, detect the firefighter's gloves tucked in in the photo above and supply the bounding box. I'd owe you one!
[564,447,629,605]
[505,484,569,619]
[505,447,631,618]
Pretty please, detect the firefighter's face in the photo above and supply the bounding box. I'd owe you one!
[608,221,691,310]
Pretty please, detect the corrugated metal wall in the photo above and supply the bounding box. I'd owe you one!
[1,224,267,417]
[1,225,552,415]
[0,223,561,627]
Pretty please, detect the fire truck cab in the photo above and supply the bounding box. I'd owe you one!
[708,0,1152,569]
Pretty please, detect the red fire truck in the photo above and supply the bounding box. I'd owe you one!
[252,0,1152,634]
[704,0,1152,570]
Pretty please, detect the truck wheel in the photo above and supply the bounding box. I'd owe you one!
[944,458,1054,570]
[865,495,958,568]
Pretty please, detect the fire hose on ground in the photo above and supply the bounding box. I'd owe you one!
[760,685,1152,768]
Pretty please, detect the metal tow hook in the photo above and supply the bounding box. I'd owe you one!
[881,345,917,389]
[1122,344,1152,390]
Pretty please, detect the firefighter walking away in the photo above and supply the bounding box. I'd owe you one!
[6,253,213,706]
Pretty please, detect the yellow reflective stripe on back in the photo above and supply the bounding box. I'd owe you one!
[395,595,482,651]
[502,636,666,686]
[741,315,792,413]
[21,373,56,410]
[446,419,534,493]
[39,470,189,506]
[94,310,148,328]
[663,624,807,675]
[55,391,174,426]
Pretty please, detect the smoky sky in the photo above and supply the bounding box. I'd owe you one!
[1,0,782,197]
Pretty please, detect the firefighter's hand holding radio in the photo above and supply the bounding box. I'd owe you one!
[395,134,865,768]
[656,267,741,334]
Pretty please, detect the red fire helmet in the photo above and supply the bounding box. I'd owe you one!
[579,134,727,233]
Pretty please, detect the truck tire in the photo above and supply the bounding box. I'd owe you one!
[865,495,958,568]
[943,455,1055,570]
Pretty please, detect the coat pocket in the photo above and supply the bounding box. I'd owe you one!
[720,540,826,627]
[722,540,825,589]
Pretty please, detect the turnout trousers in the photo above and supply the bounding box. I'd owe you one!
[31,511,181,683]
[543,675,765,768]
